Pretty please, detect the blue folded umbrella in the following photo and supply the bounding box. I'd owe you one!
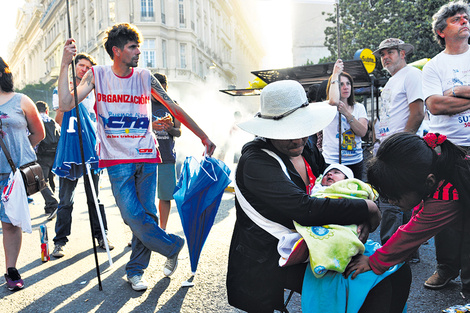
[174,156,231,274]
[52,103,100,180]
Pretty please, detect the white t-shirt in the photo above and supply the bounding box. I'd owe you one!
[422,47,470,146]
[375,65,423,143]
[322,103,368,165]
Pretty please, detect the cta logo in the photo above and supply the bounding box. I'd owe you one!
[136,148,153,154]
[99,114,149,133]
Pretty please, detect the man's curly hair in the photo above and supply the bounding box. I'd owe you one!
[104,23,143,59]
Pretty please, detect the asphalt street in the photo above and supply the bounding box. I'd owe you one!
[0,170,468,312]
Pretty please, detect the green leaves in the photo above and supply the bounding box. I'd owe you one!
[321,0,448,76]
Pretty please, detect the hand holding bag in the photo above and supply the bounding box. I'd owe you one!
[0,135,46,196]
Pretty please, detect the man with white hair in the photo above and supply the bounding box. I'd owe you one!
[422,0,470,298]
[226,80,410,312]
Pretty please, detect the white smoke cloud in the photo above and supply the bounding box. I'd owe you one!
[168,73,258,178]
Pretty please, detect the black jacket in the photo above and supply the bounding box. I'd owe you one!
[226,138,369,312]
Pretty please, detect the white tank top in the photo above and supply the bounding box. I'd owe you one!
[92,66,160,167]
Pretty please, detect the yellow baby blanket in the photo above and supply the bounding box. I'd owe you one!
[295,178,377,278]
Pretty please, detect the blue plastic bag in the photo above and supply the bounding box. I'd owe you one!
[52,103,100,180]
[174,156,231,274]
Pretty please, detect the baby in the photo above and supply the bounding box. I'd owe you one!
[279,163,376,277]
[310,163,354,195]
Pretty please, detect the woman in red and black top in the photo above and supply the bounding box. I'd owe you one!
[346,132,470,298]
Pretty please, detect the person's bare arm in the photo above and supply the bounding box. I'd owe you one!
[55,110,64,126]
[404,99,424,133]
[328,59,343,106]
[444,85,470,99]
[337,101,368,137]
[426,94,470,115]
[58,38,94,112]
[150,75,215,155]
[21,95,45,147]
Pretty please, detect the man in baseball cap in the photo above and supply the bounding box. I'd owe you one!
[373,38,425,258]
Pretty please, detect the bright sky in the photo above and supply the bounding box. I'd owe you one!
[0,1,25,61]
[255,0,293,68]
[0,0,292,68]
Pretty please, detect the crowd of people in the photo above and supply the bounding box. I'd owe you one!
[227,1,470,312]
[0,1,469,312]
[1,22,215,292]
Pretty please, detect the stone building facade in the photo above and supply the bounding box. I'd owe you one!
[8,0,263,96]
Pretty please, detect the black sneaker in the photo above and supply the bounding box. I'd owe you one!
[4,268,24,291]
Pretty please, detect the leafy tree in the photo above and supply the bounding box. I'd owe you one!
[320,0,448,76]
[16,82,56,108]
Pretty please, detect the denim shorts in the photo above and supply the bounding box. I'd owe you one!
[156,163,177,201]
[0,173,12,223]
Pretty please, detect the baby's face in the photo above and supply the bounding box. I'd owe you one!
[321,169,347,186]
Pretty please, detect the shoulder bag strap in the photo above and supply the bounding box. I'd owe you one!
[0,135,16,172]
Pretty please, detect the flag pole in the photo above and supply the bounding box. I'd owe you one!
[336,0,342,164]
[65,0,103,290]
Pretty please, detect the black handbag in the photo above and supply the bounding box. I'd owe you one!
[0,136,46,196]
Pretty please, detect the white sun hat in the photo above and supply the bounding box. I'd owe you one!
[323,163,354,179]
[237,80,337,140]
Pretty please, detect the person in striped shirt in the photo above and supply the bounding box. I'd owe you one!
[345,132,470,299]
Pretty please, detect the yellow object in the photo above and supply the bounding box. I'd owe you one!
[409,58,431,70]
[356,49,377,73]
[248,77,267,89]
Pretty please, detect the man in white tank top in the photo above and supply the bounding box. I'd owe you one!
[57,23,216,291]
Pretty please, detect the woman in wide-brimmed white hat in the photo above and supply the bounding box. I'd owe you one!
[226,80,410,313]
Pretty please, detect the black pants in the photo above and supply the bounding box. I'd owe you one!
[359,263,412,313]
[278,261,411,313]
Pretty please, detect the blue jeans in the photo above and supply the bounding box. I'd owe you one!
[378,196,412,244]
[106,162,184,278]
[53,171,107,245]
